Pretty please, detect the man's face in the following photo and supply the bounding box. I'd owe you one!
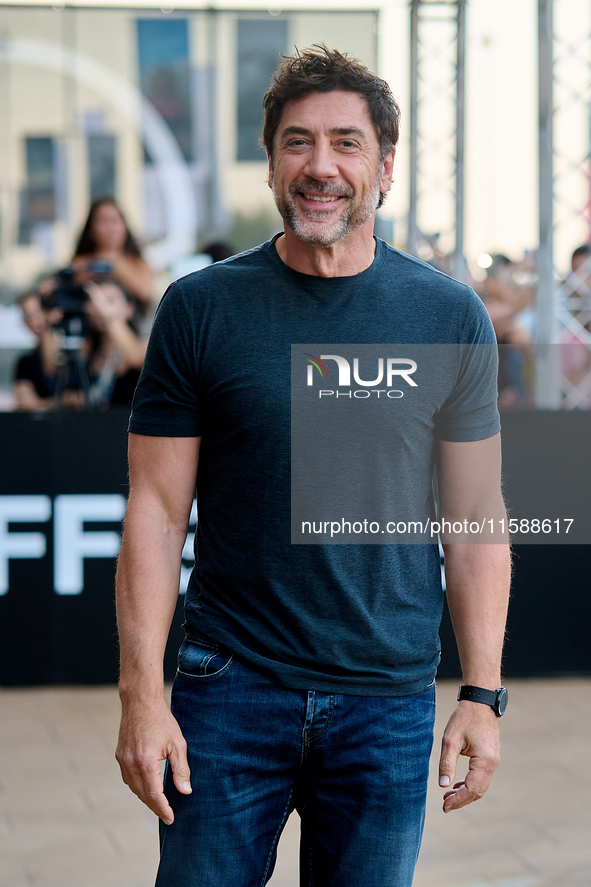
[268,90,394,248]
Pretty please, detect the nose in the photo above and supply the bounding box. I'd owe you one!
[303,139,338,180]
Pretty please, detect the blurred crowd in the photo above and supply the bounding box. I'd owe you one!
[420,236,591,408]
[13,198,152,411]
[475,252,536,408]
[12,198,235,412]
[11,213,591,411]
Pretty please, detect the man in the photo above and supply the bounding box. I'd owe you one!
[13,291,55,410]
[116,46,510,887]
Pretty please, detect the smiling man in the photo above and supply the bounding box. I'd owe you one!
[116,46,510,887]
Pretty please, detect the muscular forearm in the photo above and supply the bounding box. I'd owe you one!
[116,497,186,703]
[438,434,511,686]
[438,543,510,812]
[117,435,199,705]
[116,509,192,824]
[436,435,510,810]
[443,542,511,687]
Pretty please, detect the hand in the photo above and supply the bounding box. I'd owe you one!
[85,281,132,323]
[115,698,192,824]
[94,250,119,265]
[438,701,500,813]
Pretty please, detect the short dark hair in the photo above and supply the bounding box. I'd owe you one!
[572,244,591,265]
[262,45,400,162]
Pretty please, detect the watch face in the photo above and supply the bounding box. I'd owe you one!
[496,687,508,716]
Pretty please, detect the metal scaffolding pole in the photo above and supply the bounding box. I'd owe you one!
[407,0,466,281]
[542,0,591,409]
[536,0,561,407]
[451,0,466,281]
[408,0,420,259]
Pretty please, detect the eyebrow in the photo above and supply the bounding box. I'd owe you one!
[279,125,368,140]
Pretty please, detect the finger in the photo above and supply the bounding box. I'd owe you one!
[119,756,175,825]
[83,281,101,301]
[461,753,497,800]
[442,750,498,812]
[438,734,460,789]
[138,772,175,825]
[443,780,483,812]
[168,740,192,795]
[442,781,464,795]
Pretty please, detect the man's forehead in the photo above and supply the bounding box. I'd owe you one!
[277,90,375,139]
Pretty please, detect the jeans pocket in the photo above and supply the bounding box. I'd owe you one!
[177,635,235,682]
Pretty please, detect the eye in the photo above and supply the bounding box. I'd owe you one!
[336,139,359,151]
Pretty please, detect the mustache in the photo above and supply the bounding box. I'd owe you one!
[288,179,354,198]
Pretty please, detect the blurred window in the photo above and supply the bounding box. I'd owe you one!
[236,18,288,162]
[87,134,117,200]
[18,137,56,244]
[137,18,192,163]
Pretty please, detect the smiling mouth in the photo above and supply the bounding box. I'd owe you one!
[301,193,344,203]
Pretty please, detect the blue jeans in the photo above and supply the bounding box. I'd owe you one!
[156,634,436,887]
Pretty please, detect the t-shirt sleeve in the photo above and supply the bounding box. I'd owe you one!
[128,283,202,437]
[14,351,51,398]
[14,353,31,383]
[435,291,501,442]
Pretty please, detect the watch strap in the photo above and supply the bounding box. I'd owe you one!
[457,684,508,717]
[457,685,498,707]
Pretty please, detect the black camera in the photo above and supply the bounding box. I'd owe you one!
[43,267,89,343]
[43,262,112,345]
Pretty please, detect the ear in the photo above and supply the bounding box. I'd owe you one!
[267,151,274,189]
[379,148,396,196]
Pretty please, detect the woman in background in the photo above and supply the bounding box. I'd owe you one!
[72,196,153,317]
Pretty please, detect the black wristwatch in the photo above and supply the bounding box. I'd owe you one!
[457,684,508,717]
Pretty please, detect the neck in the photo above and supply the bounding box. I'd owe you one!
[275,221,377,277]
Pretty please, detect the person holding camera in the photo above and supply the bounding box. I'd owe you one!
[13,198,151,410]
[12,290,57,410]
[13,274,147,410]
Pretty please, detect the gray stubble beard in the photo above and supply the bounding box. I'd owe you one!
[272,176,381,248]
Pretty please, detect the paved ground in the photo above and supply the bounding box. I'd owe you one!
[0,678,589,887]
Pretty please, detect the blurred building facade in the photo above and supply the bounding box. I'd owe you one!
[0,2,378,295]
[0,0,590,407]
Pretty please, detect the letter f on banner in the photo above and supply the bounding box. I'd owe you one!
[0,496,51,595]
[54,494,126,594]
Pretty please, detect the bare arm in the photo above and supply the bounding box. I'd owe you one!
[13,380,52,411]
[104,320,147,369]
[115,433,200,824]
[74,253,154,304]
[108,254,154,304]
[73,253,154,304]
[437,433,511,812]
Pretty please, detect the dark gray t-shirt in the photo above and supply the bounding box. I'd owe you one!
[129,236,500,695]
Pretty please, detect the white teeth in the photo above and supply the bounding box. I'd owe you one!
[303,194,341,202]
